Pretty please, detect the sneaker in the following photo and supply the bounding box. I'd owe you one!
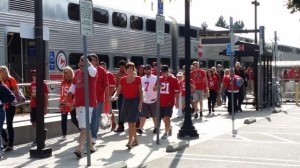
[200,112,203,117]
[3,146,13,152]
[153,128,157,134]
[31,141,37,147]
[136,128,143,135]
[92,138,97,145]
[161,133,168,139]
[194,112,199,119]
[58,137,67,142]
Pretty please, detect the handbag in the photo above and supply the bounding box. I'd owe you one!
[100,103,111,130]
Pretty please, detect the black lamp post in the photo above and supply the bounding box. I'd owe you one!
[178,0,199,139]
[252,0,260,44]
[30,0,52,158]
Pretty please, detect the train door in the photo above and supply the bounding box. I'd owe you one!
[6,28,48,83]
[7,32,37,83]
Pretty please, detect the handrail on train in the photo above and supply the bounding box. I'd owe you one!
[16,80,61,113]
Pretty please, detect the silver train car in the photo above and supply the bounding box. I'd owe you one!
[0,0,230,83]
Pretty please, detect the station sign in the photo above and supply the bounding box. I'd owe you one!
[80,0,94,36]
[156,15,165,45]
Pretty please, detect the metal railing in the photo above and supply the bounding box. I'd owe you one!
[16,80,61,113]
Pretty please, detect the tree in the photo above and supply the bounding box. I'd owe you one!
[233,20,245,30]
[286,0,300,13]
[215,15,229,29]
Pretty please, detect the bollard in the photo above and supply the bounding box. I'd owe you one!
[295,83,299,105]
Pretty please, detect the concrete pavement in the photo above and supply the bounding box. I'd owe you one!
[0,101,298,167]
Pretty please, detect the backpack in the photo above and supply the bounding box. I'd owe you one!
[0,84,16,104]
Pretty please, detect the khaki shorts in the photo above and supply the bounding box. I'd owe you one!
[193,90,204,101]
[76,106,93,129]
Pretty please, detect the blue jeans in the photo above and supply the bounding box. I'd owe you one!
[0,107,5,137]
[90,102,104,139]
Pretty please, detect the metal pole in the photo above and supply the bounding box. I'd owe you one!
[83,35,91,166]
[252,0,260,44]
[30,0,52,158]
[177,0,198,139]
[156,43,161,144]
[229,17,235,135]
[274,31,278,82]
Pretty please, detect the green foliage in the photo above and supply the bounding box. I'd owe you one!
[215,16,245,30]
[233,20,245,30]
[286,0,300,13]
[215,15,229,29]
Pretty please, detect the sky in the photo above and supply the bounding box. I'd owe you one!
[96,0,300,48]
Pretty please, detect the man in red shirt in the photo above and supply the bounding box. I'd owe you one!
[99,61,117,131]
[62,55,97,158]
[114,60,127,132]
[154,65,180,139]
[190,61,207,118]
[89,54,109,144]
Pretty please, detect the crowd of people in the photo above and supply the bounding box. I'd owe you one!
[0,54,253,159]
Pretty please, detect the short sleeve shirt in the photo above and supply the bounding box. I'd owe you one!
[159,75,180,107]
[120,76,141,99]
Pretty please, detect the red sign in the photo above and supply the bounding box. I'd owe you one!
[239,45,244,51]
[198,44,203,57]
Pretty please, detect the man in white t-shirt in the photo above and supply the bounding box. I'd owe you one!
[137,64,158,134]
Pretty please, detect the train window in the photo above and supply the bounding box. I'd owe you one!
[161,58,171,67]
[130,16,143,30]
[179,26,184,37]
[216,61,222,66]
[130,56,144,67]
[191,29,197,38]
[146,19,156,32]
[69,53,83,70]
[98,54,109,69]
[208,60,215,68]
[112,12,127,28]
[223,61,229,68]
[147,58,157,65]
[179,26,197,38]
[68,3,80,21]
[165,23,170,33]
[113,56,127,68]
[199,61,207,68]
[94,8,109,24]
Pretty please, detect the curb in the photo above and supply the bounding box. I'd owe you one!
[166,140,189,153]
[244,117,256,124]
[105,161,127,168]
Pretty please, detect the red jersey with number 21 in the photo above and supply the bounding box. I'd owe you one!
[159,76,180,107]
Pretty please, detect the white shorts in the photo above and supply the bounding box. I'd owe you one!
[193,90,204,101]
[76,106,93,129]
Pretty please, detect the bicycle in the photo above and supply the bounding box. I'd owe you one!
[269,81,282,107]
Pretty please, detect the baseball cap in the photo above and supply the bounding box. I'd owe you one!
[176,72,183,77]
[161,65,169,72]
[144,64,152,69]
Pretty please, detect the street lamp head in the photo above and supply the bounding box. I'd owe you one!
[201,22,208,31]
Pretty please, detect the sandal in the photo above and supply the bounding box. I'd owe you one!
[131,141,138,147]
[125,143,132,150]
[74,150,82,158]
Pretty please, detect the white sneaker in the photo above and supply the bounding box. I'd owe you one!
[58,137,67,142]
[92,138,97,144]
[161,133,168,139]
